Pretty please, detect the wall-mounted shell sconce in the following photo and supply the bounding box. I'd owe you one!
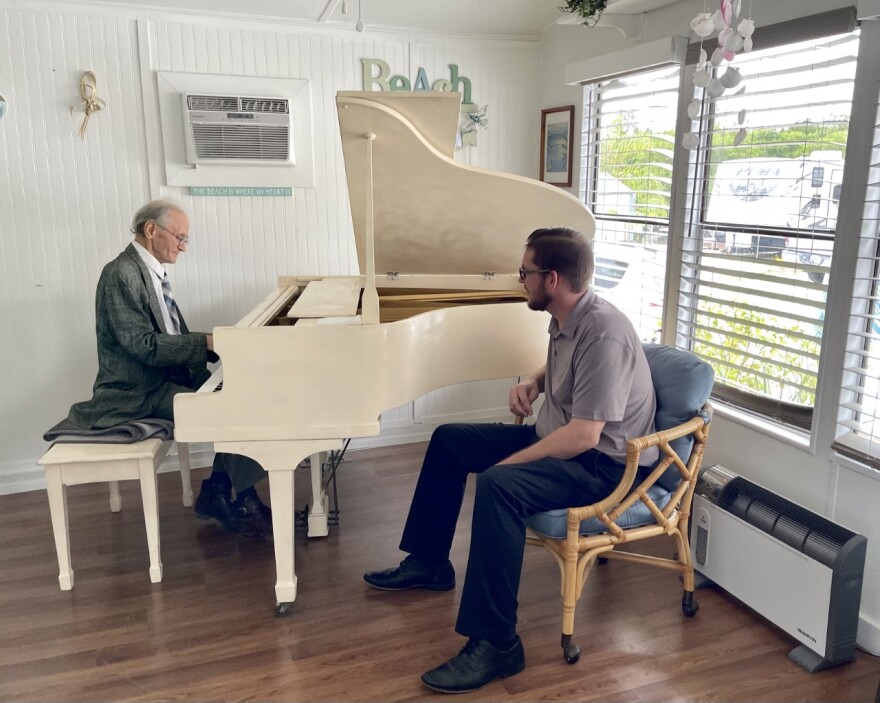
[78,72,105,139]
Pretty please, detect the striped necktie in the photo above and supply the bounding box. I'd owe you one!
[161,273,182,334]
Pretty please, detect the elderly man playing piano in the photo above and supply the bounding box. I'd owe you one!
[67,199,271,538]
[364,226,657,693]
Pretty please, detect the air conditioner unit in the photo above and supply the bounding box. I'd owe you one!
[692,465,866,673]
[182,93,293,166]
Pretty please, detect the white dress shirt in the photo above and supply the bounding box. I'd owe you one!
[132,239,179,335]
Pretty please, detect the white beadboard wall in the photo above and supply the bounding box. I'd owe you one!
[0,1,541,493]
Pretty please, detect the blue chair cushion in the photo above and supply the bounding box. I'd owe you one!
[526,483,673,538]
[643,344,714,490]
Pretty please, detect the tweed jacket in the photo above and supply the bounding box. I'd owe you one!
[68,243,211,429]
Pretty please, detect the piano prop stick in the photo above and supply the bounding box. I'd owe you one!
[361,131,380,325]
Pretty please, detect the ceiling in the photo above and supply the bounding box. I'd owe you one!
[79,0,684,37]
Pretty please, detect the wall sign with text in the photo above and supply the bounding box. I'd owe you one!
[190,186,292,196]
[361,59,487,149]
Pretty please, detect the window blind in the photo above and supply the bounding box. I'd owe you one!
[581,64,680,343]
[677,30,859,428]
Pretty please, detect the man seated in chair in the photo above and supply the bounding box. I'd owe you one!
[364,227,659,693]
[67,199,271,539]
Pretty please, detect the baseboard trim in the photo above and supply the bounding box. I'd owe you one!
[0,409,514,496]
[857,613,880,656]
[0,464,47,495]
[0,443,219,496]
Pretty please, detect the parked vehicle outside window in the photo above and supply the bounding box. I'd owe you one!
[705,151,842,269]
[592,241,664,343]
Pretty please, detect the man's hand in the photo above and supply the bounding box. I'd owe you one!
[509,377,540,418]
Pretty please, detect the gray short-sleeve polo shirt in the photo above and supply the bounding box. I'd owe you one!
[534,289,658,465]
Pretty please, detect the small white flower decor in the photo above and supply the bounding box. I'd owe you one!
[458,105,488,149]
[683,0,756,150]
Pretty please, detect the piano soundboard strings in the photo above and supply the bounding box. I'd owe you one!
[376,289,527,323]
[260,287,529,327]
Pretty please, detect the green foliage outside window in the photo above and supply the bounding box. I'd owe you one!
[709,122,849,159]
[693,301,821,407]
[598,129,674,219]
[596,117,849,220]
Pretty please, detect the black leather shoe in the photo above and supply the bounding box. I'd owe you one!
[421,636,525,693]
[235,494,273,539]
[363,554,455,591]
[194,480,237,532]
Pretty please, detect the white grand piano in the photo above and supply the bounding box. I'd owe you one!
[174,90,595,615]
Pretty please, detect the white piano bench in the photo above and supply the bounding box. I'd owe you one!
[38,439,191,591]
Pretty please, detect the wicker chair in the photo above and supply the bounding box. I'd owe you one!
[524,344,714,664]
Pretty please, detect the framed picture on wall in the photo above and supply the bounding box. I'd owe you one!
[540,105,575,187]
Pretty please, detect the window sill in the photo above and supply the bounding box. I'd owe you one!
[829,449,880,482]
[710,399,813,453]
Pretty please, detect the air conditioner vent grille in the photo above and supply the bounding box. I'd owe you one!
[186,95,239,111]
[191,124,290,161]
[240,98,289,114]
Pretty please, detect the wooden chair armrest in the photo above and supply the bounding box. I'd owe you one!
[567,408,712,524]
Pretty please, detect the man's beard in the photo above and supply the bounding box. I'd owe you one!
[527,289,551,311]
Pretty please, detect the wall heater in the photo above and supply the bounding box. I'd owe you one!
[692,465,867,672]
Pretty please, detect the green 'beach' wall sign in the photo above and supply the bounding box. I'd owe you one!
[361,59,474,110]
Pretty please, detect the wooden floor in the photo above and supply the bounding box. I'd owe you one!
[1,442,878,702]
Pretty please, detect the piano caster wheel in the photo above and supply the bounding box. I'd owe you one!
[274,601,293,617]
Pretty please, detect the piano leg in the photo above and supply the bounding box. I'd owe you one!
[267,467,297,616]
[307,451,329,537]
[215,439,341,616]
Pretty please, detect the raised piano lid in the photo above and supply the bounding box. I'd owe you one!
[336,91,595,288]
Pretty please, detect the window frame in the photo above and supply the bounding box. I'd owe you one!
[830,16,880,467]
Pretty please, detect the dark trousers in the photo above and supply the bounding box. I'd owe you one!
[399,423,625,642]
[155,383,267,493]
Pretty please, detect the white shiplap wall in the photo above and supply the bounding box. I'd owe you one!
[0,7,153,490]
[0,2,541,492]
